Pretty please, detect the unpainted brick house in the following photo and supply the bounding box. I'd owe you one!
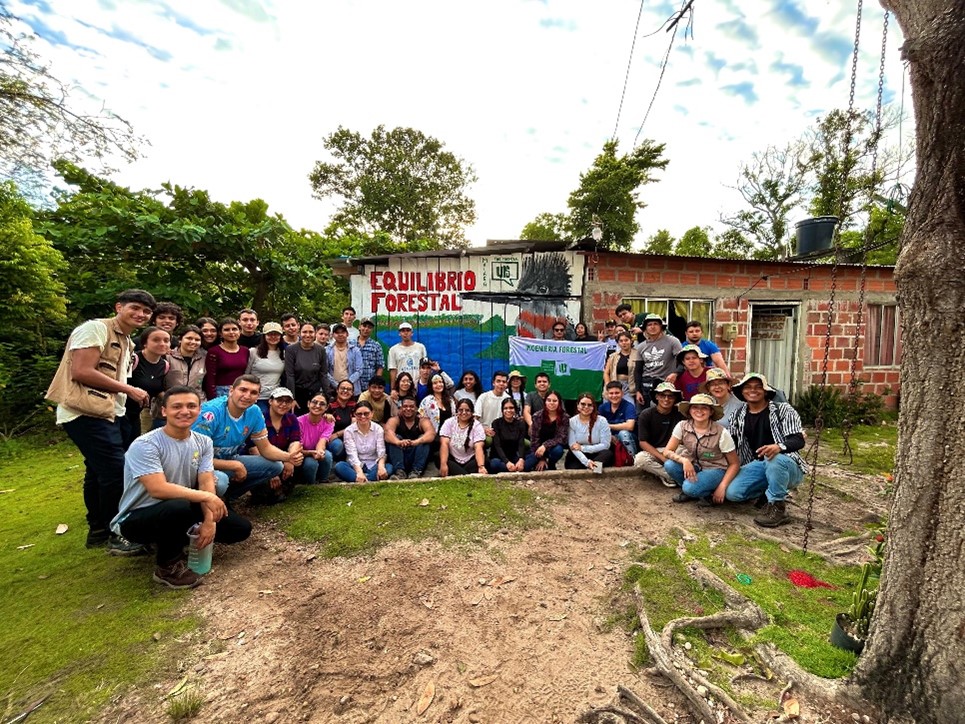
[335,240,900,408]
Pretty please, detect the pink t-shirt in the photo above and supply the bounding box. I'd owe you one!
[298,414,335,451]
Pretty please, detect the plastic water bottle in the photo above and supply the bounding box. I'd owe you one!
[186,523,213,575]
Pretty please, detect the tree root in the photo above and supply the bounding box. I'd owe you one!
[576,704,648,724]
[616,685,670,724]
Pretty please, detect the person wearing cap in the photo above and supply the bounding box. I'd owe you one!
[247,386,305,502]
[341,306,360,344]
[245,322,286,416]
[358,376,398,423]
[663,393,740,503]
[327,322,364,394]
[388,322,427,388]
[674,345,709,401]
[506,370,527,415]
[633,382,684,486]
[724,373,808,528]
[683,320,731,378]
[700,369,743,430]
[634,313,683,406]
[415,357,454,402]
[355,317,385,385]
[598,319,620,354]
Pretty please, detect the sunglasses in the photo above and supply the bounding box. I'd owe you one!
[355,411,371,417]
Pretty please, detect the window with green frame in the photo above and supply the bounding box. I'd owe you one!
[623,298,713,341]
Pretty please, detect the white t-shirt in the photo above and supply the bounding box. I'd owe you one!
[388,342,427,379]
[56,320,131,424]
[474,390,509,427]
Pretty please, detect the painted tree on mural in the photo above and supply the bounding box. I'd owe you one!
[851,2,965,722]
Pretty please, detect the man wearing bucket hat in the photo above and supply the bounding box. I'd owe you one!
[725,372,808,527]
[634,313,682,407]
[700,368,744,429]
[662,393,741,503]
[634,382,684,486]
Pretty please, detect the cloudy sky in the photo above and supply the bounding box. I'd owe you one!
[8,0,909,247]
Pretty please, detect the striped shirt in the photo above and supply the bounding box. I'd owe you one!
[356,337,385,386]
[729,402,808,472]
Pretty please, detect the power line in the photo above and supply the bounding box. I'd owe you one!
[612,0,647,141]
[633,20,679,146]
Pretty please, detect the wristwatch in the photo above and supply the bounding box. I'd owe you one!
[778,443,787,452]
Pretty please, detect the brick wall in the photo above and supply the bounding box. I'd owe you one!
[582,253,900,408]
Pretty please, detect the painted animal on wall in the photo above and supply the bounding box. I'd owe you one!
[462,252,579,338]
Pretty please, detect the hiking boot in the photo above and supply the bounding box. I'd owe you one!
[153,559,202,590]
[86,528,109,548]
[389,470,406,481]
[672,492,696,503]
[754,501,791,528]
[696,496,715,508]
[753,492,769,509]
[409,469,424,480]
[107,534,148,556]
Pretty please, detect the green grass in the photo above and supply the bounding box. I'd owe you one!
[270,476,547,558]
[0,436,196,723]
[688,534,861,678]
[812,423,897,476]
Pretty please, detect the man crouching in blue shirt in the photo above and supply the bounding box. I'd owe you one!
[111,386,252,589]
[192,374,298,502]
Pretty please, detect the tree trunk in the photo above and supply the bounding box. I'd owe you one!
[854,3,965,722]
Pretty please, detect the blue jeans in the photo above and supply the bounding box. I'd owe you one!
[725,455,804,503]
[387,443,430,474]
[664,460,727,498]
[213,455,284,501]
[62,415,127,531]
[300,452,333,483]
[328,437,345,461]
[488,454,523,474]
[524,443,565,472]
[614,430,638,455]
[334,461,394,482]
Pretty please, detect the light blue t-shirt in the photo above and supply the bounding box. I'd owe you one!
[192,395,266,459]
[111,428,214,533]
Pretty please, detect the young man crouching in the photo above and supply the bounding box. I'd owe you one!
[111,387,252,589]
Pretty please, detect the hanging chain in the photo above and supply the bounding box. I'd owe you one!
[802,0,864,553]
[842,10,888,464]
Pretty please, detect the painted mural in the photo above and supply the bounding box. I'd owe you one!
[351,251,585,385]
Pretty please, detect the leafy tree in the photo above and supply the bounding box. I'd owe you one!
[0,180,67,436]
[720,142,810,259]
[520,212,570,241]
[0,6,138,183]
[673,226,712,257]
[565,139,668,251]
[38,162,344,322]
[711,228,754,259]
[309,125,477,249]
[641,228,675,254]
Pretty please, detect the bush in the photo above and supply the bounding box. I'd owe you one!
[794,383,884,428]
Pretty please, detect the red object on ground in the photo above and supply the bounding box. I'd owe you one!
[787,570,834,589]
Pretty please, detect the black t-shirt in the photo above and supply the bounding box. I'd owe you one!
[743,409,774,454]
[395,418,422,441]
[636,407,683,448]
[616,353,630,376]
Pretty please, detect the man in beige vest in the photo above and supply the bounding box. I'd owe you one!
[46,289,156,555]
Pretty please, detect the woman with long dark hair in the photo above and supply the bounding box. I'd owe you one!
[204,318,249,399]
[392,371,416,402]
[488,398,528,473]
[284,322,329,411]
[126,326,171,441]
[524,391,568,472]
[453,370,483,403]
[506,370,527,415]
[603,331,643,406]
[566,392,614,472]
[195,317,219,350]
[439,398,486,476]
[333,401,392,482]
[573,322,595,342]
[165,324,206,403]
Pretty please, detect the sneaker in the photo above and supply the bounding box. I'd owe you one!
[389,470,406,481]
[409,469,424,480]
[107,534,148,556]
[696,496,715,508]
[659,477,678,488]
[754,501,791,528]
[86,528,109,548]
[153,559,202,590]
[672,492,696,504]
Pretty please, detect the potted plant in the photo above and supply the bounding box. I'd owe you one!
[831,534,884,654]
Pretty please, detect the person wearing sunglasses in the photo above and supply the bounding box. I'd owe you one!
[333,401,392,482]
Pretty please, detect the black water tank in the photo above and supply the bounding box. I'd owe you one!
[795,216,838,256]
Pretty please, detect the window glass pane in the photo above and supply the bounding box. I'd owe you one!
[627,299,648,317]
[690,301,712,330]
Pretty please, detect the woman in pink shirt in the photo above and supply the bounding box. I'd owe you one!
[297,391,334,483]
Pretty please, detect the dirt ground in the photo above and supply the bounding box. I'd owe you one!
[100,460,889,724]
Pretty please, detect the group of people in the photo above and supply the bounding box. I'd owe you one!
[47,291,808,591]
